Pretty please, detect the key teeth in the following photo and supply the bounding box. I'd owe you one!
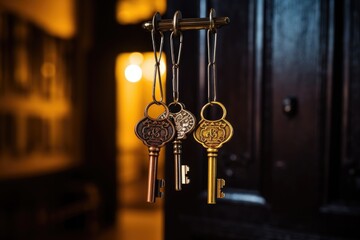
[156,179,165,198]
[216,178,225,198]
[181,165,190,184]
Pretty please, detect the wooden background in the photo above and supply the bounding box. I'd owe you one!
[164,0,360,239]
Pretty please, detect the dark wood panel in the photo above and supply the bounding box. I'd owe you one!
[339,0,360,203]
[212,0,259,191]
[266,0,323,213]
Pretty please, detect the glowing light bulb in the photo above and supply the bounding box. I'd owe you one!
[125,64,142,82]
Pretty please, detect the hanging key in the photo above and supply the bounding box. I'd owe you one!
[162,13,197,191]
[193,101,233,204]
[161,102,196,190]
[160,102,196,190]
[135,101,175,203]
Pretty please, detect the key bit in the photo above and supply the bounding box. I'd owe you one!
[181,165,190,184]
[155,179,165,198]
[217,178,225,198]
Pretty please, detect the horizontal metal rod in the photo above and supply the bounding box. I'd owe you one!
[142,17,230,32]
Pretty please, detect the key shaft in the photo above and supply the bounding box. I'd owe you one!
[207,148,218,204]
[147,146,161,203]
[173,140,182,191]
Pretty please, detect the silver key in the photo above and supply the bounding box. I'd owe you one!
[161,102,196,190]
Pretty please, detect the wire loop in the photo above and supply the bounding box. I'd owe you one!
[207,8,217,103]
[170,11,183,103]
[151,12,164,103]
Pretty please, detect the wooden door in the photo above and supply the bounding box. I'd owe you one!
[164,0,360,239]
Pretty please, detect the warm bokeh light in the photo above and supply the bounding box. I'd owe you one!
[160,60,166,75]
[125,64,142,82]
[142,56,166,81]
[41,62,56,78]
[116,52,166,240]
[116,0,166,25]
[115,52,166,182]
[129,52,144,64]
[0,0,76,38]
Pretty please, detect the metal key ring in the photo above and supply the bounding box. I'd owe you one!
[168,101,185,114]
[200,101,227,120]
[145,101,170,120]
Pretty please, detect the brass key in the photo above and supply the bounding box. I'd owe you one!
[168,102,196,191]
[135,101,175,203]
[193,101,233,204]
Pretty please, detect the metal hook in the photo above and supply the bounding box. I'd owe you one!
[152,12,161,32]
[209,8,216,33]
[172,11,182,36]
